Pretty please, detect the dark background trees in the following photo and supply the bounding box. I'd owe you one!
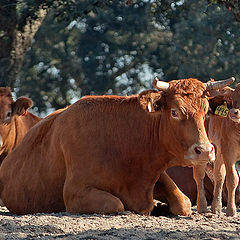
[0,0,48,88]
[209,0,240,21]
[1,0,240,114]
[0,0,108,89]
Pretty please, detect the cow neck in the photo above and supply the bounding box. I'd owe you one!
[0,116,18,156]
[136,101,163,153]
[232,119,240,134]
[23,111,42,128]
[116,101,169,201]
[123,97,174,169]
[213,117,240,168]
[138,111,172,171]
[116,96,163,161]
[209,115,240,158]
[226,117,240,147]
[0,123,15,163]
[157,113,183,167]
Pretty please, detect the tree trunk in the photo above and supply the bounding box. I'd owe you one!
[0,1,48,88]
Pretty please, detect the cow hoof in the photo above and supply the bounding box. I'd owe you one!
[197,208,208,214]
[211,205,222,215]
[226,207,237,217]
[211,199,223,214]
[197,205,208,214]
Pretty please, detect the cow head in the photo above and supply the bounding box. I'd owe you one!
[208,82,240,123]
[0,87,33,149]
[227,83,240,123]
[0,87,33,125]
[139,77,234,166]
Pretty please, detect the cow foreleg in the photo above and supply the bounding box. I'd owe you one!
[154,171,192,216]
[224,160,239,216]
[63,184,124,214]
[193,165,208,213]
[211,156,226,215]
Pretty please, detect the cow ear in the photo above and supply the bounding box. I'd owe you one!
[208,87,233,114]
[138,90,163,113]
[12,97,33,116]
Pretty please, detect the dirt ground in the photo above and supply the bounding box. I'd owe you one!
[0,206,239,240]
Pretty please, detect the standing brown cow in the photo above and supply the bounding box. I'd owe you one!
[161,164,240,211]
[0,87,41,165]
[184,80,240,217]
[0,78,232,215]
[208,83,240,216]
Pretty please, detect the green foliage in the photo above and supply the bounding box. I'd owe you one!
[76,0,157,95]
[16,0,240,114]
[165,0,240,82]
[18,0,159,113]
[16,13,81,113]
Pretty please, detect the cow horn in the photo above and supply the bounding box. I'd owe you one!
[205,77,235,90]
[152,77,170,91]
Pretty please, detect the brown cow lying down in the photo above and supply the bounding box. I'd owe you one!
[0,87,41,165]
[0,78,232,215]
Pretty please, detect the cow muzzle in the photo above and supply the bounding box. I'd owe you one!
[184,143,215,164]
[229,108,240,123]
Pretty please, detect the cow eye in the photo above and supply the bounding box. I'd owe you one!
[171,109,179,119]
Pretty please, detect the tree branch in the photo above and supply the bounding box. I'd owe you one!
[112,60,138,79]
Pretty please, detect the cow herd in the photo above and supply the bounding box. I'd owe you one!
[0,77,239,217]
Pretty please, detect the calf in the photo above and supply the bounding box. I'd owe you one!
[208,84,240,216]
[192,82,240,216]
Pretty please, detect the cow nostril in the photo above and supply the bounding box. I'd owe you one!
[234,111,238,115]
[194,147,202,155]
[209,145,214,153]
[211,143,217,155]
